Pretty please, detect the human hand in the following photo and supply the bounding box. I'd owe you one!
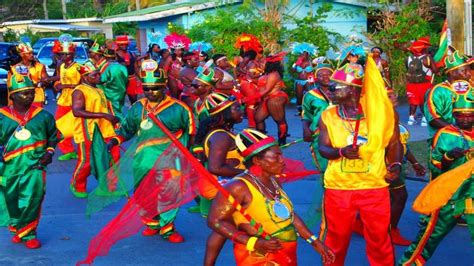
[385,164,401,183]
[412,163,426,176]
[39,152,53,166]
[254,237,282,253]
[340,145,359,159]
[447,148,465,160]
[312,240,336,264]
[107,138,119,153]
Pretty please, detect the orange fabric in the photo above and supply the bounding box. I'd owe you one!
[233,241,297,266]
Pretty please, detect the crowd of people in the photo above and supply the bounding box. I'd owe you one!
[0,30,472,266]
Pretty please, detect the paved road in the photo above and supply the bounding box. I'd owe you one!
[0,99,472,265]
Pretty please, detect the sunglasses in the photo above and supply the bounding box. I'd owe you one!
[142,86,163,92]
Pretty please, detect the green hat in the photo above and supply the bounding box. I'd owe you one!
[315,62,334,76]
[445,51,471,73]
[89,41,103,54]
[205,92,236,116]
[139,59,167,86]
[452,80,474,113]
[194,68,215,86]
[8,74,34,94]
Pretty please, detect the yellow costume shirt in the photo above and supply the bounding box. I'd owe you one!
[322,106,389,190]
[58,62,81,106]
[72,84,116,143]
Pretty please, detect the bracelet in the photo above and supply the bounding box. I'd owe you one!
[246,236,258,251]
[387,162,402,171]
[338,148,344,158]
[411,162,420,166]
[305,234,318,244]
[46,147,55,155]
[443,153,454,161]
[230,231,246,243]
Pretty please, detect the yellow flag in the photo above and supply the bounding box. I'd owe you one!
[359,55,395,160]
[412,160,474,215]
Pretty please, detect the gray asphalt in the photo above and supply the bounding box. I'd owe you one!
[0,98,472,265]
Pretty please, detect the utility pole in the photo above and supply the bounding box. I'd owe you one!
[446,0,465,53]
[136,0,141,10]
[43,0,48,19]
[61,0,67,19]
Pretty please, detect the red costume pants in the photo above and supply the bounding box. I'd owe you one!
[55,105,75,154]
[321,187,394,266]
[70,138,120,193]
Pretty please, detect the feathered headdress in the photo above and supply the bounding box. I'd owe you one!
[164,32,191,50]
[17,36,33,54]
[189,41,213,54]
[337,45,366,67]
[266,51,287,63]
[234,33,262,53]
[56,33,76,54]
[147,31,162,46]
[291,42,318,56]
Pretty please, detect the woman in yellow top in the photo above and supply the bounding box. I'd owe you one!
[207,129,335,265]
[195,93,245,265]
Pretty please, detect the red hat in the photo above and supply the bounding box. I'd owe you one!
[408,37,431,55]
[78,62,97,76]
[235,33,263,53]
[116,35,129,45]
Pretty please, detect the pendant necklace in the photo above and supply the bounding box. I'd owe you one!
[246,171,291,220]
[10,106,32,141]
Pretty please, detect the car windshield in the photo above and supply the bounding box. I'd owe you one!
[38,45,87,60]
[32,39,53,50]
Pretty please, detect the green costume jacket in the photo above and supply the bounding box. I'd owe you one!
[97,59,128,119]
[301,86,334,171]
[430,124,473,179]
[115,96,196,183]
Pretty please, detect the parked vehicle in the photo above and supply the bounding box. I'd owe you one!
[33,37,94,55]
[0,42,19,70]
[37,42,89,76]
[0,67,8,107]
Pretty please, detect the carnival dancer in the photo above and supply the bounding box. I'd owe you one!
[235,33,264,128]
[164,33,191,99]
[179,51,200,108]
[371,46,391,84]
[194,93,245,265]
[302,61,335,173]
[399,99,473,265]
[107,59,196,242]
[94,43,128,120]
[291,43,317,116]
[69,62,120,198]
[213,54,239,97]
[189,41,213,72]
[206,128,335,265]
[337,45,365,78]
[116,35,141,105]
[8,37,48,107]
[191,68,214,122]
[255,52,289,145]
[405,37,438,126]
[318,55,403,265]
[0,74,58,249]
[54,35,80,161]
[424,50,472,139]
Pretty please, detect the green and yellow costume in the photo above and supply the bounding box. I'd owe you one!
[0,75,58,241]
[96,58,128,120]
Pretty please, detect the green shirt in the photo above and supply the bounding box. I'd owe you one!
[97,60,128,119]
[302,87,333,136]
[424,82,457,138]
[430,124,473,179]
[0,106,58,179]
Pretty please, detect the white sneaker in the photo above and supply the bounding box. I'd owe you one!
[407,115,416,126]
[421,117,427,127]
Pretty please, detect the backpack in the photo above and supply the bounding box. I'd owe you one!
[406,55,427,83]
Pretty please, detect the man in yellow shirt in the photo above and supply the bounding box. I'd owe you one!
[70,62,119,198]
[318,62,403,265]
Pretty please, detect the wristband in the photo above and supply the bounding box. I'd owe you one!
[338,148,344,158]
[387,162,402,171]
[412,162,420,166]
[230,231,246,243]
[246,236,258,251]
[305,234,318,244]
[443,153,454,161]
[46,147,55,155]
